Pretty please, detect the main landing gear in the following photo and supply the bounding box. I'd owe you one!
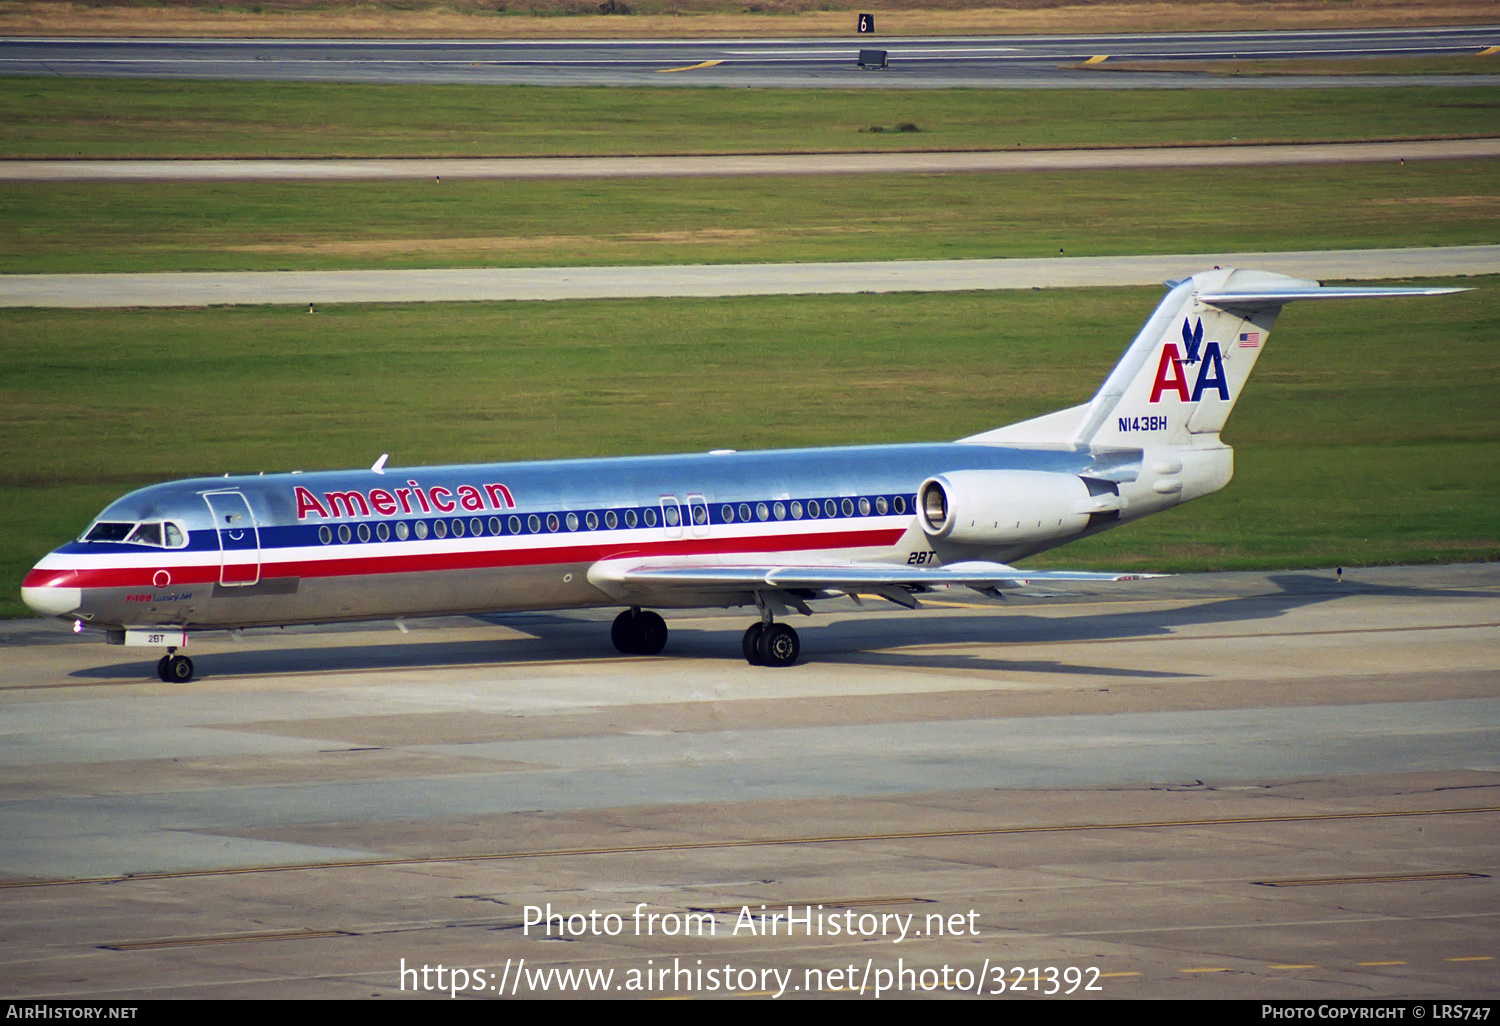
[611,607,668,656]
[610,606,801,667]
[156,649,194,683]
[742,619,800,668]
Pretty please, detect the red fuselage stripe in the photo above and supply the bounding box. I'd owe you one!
[26,527,907,591]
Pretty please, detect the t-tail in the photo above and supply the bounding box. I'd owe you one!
[962,267,1466,514]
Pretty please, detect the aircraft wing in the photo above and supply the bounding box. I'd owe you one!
[611,561,1153,588]
[588,559,1158,610]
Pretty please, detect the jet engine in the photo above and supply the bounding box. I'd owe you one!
[916,470,1123,546]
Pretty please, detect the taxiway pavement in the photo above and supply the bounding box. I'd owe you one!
[2,564,1496,998]
[3,245,1494,308]
[6,139,1497,182]
[3,27,1497,87]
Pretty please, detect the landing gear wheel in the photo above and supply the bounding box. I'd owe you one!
[611,609,668,656]
[163,654,194,683]
[634,610,667,655]
[756,623,800,668]
[156,655,171,682]
[742,623,765,665]
[610,609,638,654]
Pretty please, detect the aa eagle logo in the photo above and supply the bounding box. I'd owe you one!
[1150,318,1230,403]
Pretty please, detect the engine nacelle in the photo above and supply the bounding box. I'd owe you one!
[917,470,1121,546]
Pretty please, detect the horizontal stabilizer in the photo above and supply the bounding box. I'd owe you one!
[1199,285,1468,307]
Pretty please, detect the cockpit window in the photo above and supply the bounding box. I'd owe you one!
[127,522,162,547]
[85,522,134,542]
[83,520,188,548]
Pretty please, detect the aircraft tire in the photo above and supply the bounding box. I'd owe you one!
[165,655,194,683]
[611,609,640,654]
[612,609,668,656]
[757,623,800,668]
[634,611,668,655]
[156,655,172,682]
[742,624,765,665]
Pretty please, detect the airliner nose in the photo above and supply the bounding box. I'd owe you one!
[21,565,81,618]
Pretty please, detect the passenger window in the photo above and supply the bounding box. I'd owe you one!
[451,519,465,538]
[357,523,371,543]
[586,511,599,531]
[644,508,657,527]
[722,505,734,523]
[790,502,803,519]
[377,522,390,542]
[738,504,751,523]
[566,512,578,531]
[338,525,352,543]
[774,502,786,520]
[415,520,428,539]
[876,496,889,515]
[434,520,447,539]
[509,516,522,534]
[396,521,410,540]
[472,518,484,536]
[319,526,332,545]
[528,515,541,534]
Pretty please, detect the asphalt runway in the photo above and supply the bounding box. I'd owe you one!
[3,27,1498,87]
[2,564,1496,998]
[4,245,1494,308]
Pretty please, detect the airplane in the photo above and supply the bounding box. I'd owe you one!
[21,268,1462,682]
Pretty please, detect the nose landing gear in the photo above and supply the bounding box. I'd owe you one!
[156,649,194,683]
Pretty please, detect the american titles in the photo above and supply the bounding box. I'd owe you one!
[295,480,516,521]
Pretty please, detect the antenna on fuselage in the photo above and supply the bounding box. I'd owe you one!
[371,453,389,475]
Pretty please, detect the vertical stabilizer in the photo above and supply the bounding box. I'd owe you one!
[1075,268,1293,449]
[960,270,1465,451]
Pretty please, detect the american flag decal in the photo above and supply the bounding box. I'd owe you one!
[1238,331,1261,348]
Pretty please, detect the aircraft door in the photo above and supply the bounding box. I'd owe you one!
[659,495,683,539]
[687,494,710,538]
[203,491,261,586]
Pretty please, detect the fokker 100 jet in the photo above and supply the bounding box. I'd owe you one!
[22,269,1461,681]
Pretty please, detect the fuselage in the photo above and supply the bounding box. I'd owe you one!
[22,440,1143,634]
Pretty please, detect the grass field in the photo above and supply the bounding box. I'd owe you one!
[4,159,1497,274]
[4,283,1495,618]
[5,82,1498,160]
